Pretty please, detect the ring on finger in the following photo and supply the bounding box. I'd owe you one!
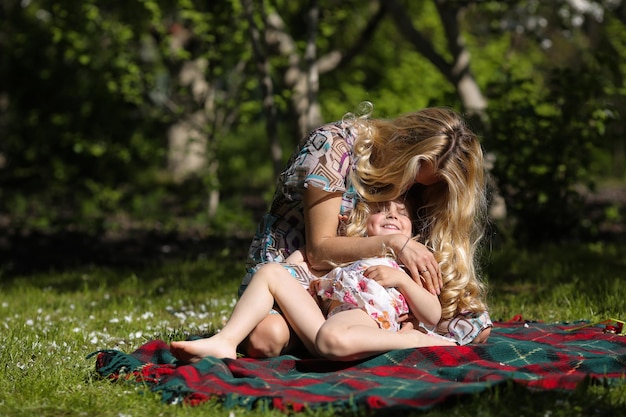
[420,269,429,274]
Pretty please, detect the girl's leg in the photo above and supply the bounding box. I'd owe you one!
[315,308,455,362]
[170,263,324,362]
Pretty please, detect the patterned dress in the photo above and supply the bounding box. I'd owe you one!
[312,257,410,332]
[240,122,358,294]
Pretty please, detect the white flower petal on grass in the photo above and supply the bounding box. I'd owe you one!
[174,312,187,322]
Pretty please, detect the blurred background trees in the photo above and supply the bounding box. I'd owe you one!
[1,0,625,248]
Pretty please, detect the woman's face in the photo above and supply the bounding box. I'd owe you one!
[415,160,440,186]
[367,200,412,237]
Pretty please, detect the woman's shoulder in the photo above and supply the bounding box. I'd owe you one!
[305,121,355,146]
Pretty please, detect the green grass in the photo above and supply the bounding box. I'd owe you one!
[0,242,625,416]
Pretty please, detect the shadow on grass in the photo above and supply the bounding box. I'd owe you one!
[365,378,625,417]
[0,227,251,278]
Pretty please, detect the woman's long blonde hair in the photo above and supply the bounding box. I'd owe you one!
[348,106,489,319]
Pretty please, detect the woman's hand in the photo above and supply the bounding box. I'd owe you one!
[395,236,442,295]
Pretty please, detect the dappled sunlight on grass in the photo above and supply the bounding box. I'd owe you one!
[0,243,624,416]
[485,243,626,324]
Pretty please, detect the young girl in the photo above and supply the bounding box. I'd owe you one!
[170,196,456,363]
[311,197,492,354]
[311,197,456,361]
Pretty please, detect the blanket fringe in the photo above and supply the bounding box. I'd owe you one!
[88,350,144,378]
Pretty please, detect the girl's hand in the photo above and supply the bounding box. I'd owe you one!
[364,265,410,289]
[395,237,442,295]
[398,313,419,329]
[397,313,419,332]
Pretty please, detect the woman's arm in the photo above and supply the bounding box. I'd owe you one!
[364,265,441,328]
[303,186,407,271]
[304,186,442,296]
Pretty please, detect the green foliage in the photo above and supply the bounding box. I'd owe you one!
[485,63,616,243]
[0,0,260,234]
[0,0,169,230]
[319,5,455,119]
[1,0,625,243]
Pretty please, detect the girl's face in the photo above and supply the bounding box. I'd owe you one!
[366,200,412,238]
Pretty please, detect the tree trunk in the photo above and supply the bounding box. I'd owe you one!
[383,0,487,117]
[167,110,207,183]
[243,0,283,178]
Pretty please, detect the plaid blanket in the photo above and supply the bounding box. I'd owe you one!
[92,322,626,412]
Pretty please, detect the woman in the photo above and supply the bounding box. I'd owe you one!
[177,104,490,358]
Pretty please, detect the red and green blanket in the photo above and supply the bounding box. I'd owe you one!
[92,321,626,412]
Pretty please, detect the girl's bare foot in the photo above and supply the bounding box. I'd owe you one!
[170,336,237,363]
[405,328,456,347]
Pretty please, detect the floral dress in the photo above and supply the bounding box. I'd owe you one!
[312,257,410,332]
[312,257,493,343]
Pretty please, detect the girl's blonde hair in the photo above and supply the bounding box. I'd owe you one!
[348,106,488,319]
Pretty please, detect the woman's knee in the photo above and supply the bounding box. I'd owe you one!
[241,314,291,358]
[256,262,288,278]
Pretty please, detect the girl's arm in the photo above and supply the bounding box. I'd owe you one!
[304,187,440,288]
[364,265,441,327]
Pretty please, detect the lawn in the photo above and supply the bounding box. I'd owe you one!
[0,241,624,416]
